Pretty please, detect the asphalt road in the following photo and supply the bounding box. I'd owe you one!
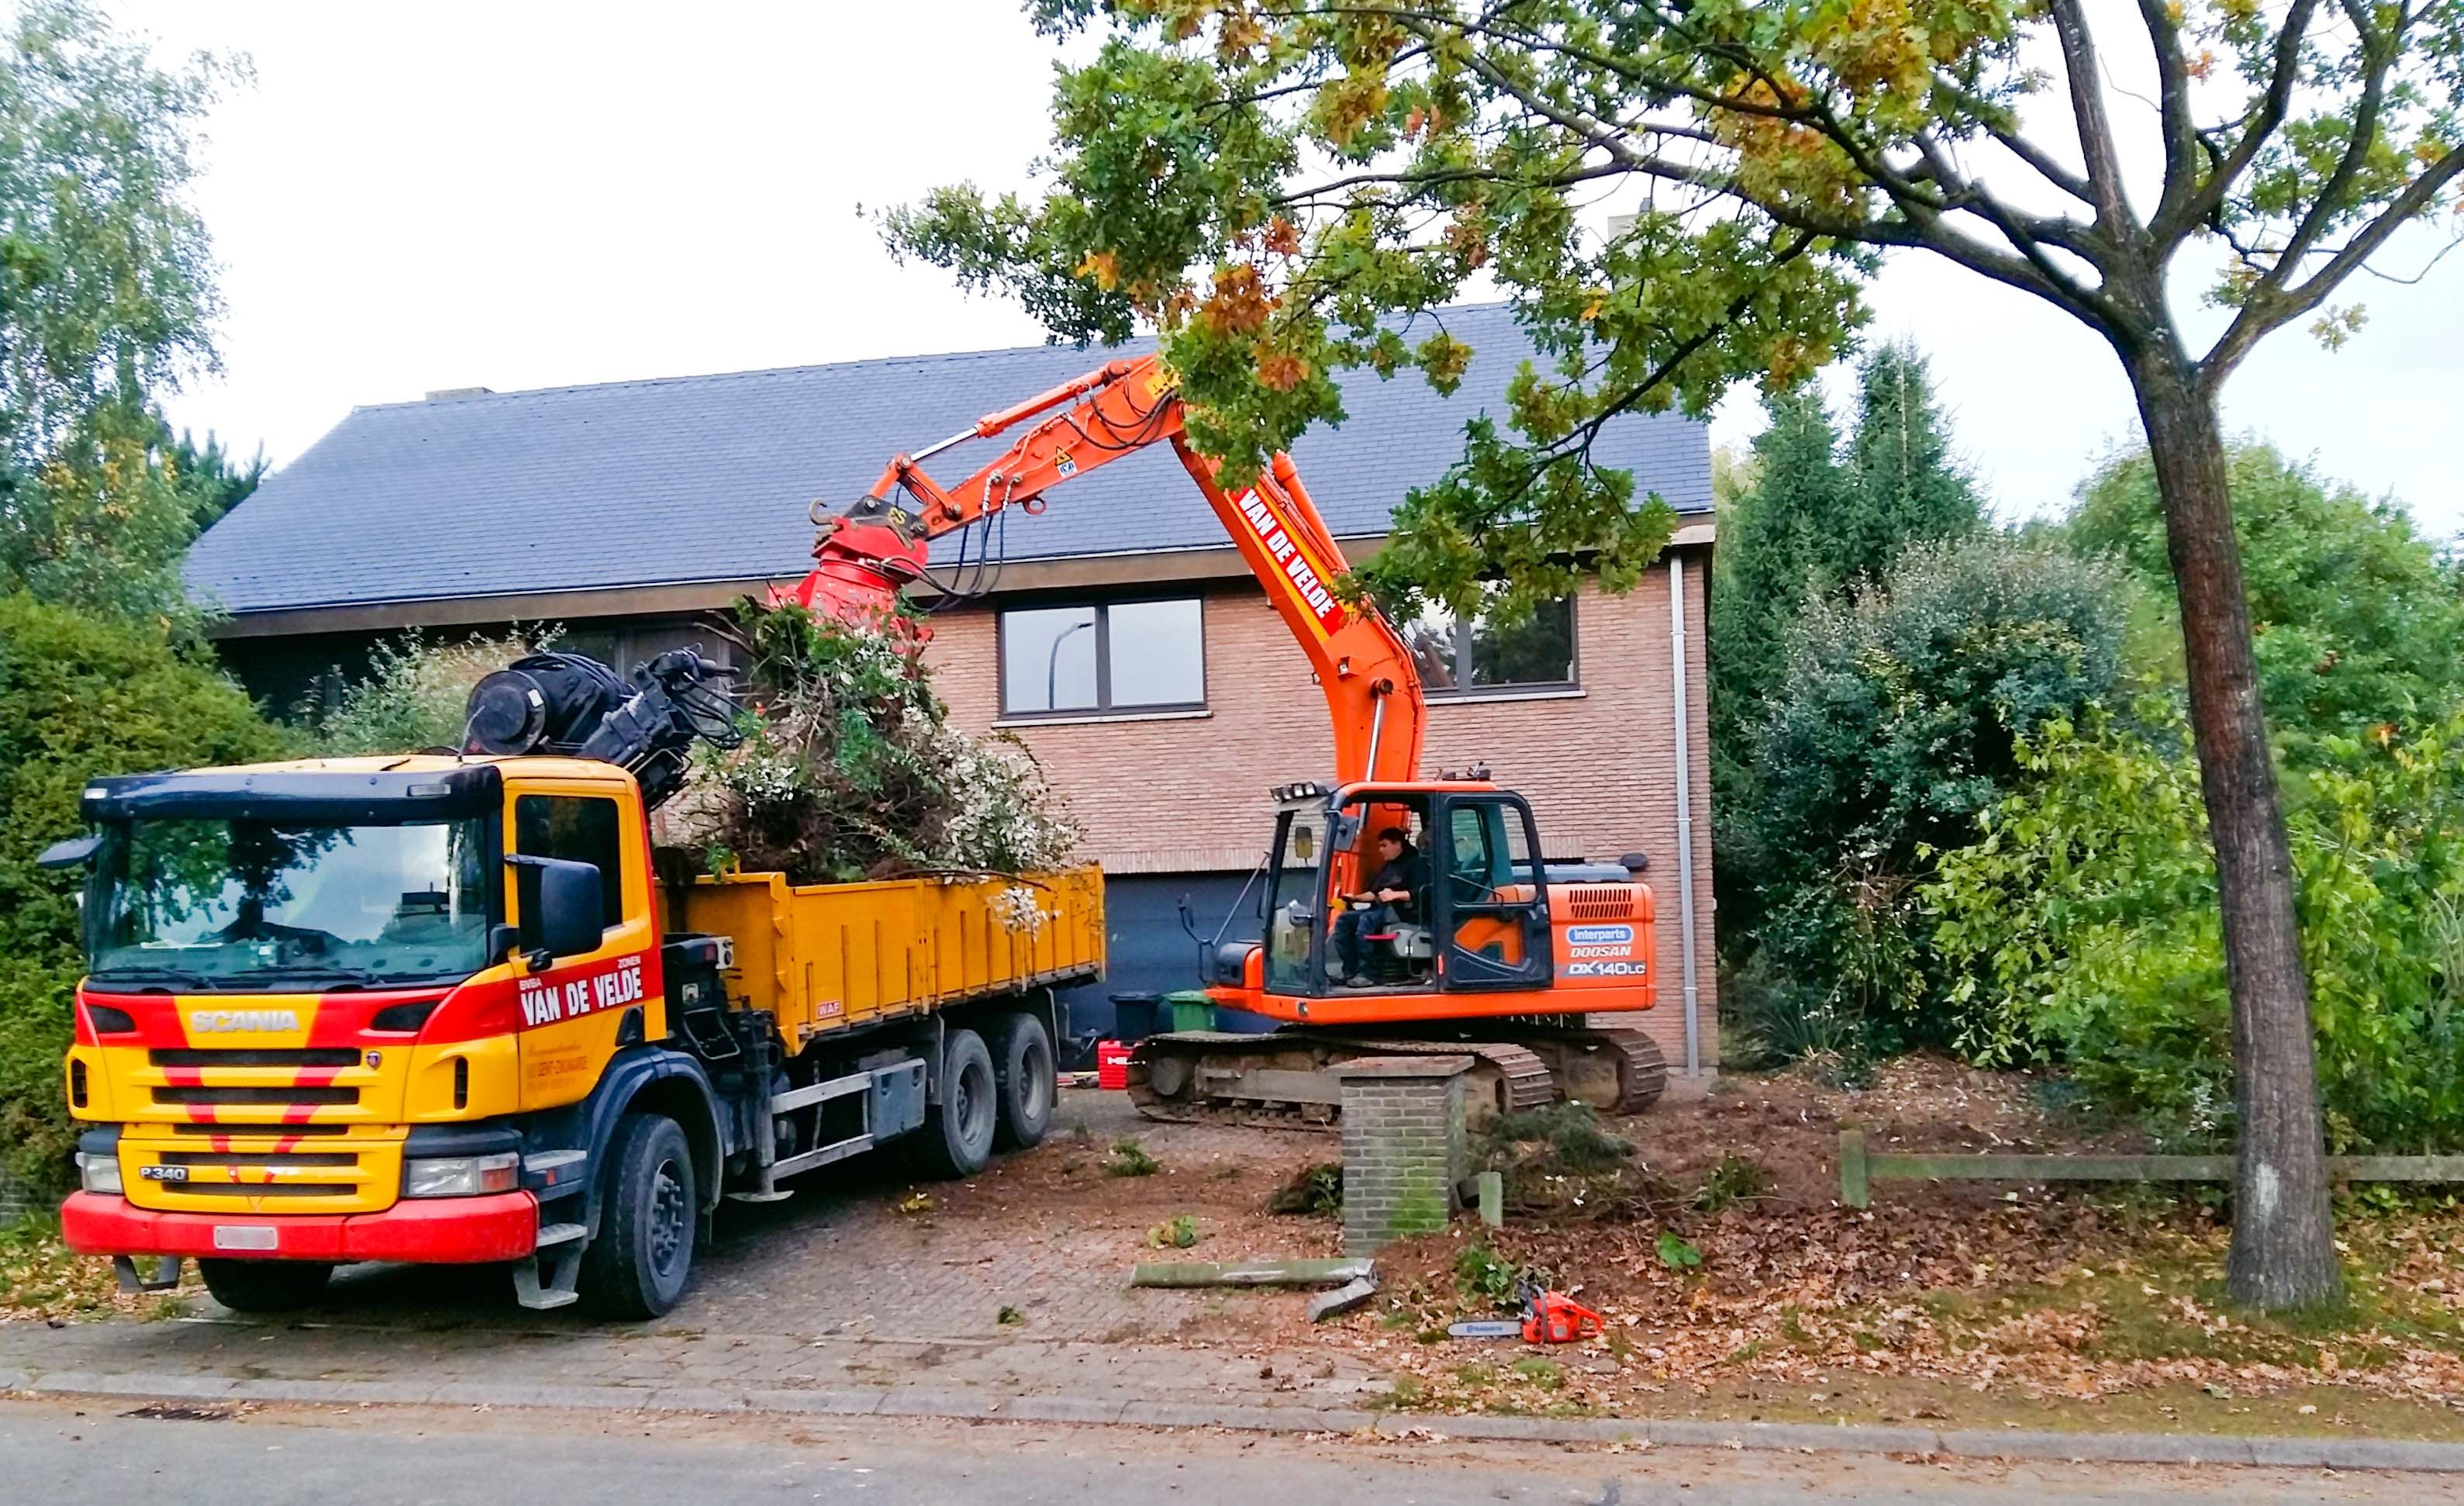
[0,1398,2452,1505]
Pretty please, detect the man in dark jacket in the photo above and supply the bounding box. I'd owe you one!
[1332,825,1428,985]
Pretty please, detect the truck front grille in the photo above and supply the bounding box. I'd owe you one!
[150,1180,359,1200]
[152,1085,358,1107]
[170,1120,350,1136]
[119,1131,403,1213]
[150,1048,360,1069]
[157,1150,357,1168]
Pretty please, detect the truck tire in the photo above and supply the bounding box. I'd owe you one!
[989,1010,1055,1150]
[580,1112,697,1320]
[914,1028,998,1179]
[197,1259,332,1314]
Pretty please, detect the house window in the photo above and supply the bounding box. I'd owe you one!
[999,598,1205,716]
[1402,596,1576,693]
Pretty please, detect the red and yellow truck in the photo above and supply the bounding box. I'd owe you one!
[50,748,1100,1318]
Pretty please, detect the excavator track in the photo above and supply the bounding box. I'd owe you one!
[1127,1031,1553,1130]
[1492,1024,1668,1117]
[1126,1023,1670,1129]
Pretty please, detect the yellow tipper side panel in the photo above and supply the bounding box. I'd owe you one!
[678,867,1106,1050]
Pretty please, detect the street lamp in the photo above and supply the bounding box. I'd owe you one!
[1047,617,1093,709]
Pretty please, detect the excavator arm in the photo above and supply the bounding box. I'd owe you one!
[788,354,1426,787]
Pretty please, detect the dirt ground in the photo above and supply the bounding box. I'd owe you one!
[1311,1057,2464,1428]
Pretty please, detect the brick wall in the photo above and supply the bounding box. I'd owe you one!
[922,545,1720,1071]
[0,1167,37,1222]
[1338,1057,1470,1254]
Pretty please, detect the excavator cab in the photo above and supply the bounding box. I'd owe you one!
[1248,781,1554,1002]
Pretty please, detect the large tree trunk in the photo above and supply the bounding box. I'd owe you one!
[2131,358,2341,1311]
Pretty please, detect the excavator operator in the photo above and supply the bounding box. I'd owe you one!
[1332,824,1430,986]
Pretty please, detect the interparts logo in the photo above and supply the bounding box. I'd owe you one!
[1563,921,1644,979]
[188,1009,302,1034]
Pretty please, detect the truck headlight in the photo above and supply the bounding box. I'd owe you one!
[403,1152,519,1198]
[76,1151,123,1195]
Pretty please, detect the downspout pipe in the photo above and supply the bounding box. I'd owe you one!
[1669,554,1702,1076]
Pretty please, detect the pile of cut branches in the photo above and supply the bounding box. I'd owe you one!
[675,602,1081,886]
[1473,1104,1672,1224]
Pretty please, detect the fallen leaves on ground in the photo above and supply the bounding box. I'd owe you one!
[1320,1058,2464,1414]
[0,1214,196,1322]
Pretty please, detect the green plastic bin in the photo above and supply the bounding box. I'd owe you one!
[1163,988,1216,1033]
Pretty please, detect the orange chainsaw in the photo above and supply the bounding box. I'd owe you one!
[1447,1283,1604,1344]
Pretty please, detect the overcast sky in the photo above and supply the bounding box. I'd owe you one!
[115,0,2464,539]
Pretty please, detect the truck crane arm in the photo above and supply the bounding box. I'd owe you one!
[787,354,1427,788]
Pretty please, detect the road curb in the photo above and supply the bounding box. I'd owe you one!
[7,1366,2464,1472]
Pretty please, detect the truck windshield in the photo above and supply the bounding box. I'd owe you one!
[91,817,493,987]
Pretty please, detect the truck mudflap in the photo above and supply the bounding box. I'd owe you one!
[60,1190,540,1264]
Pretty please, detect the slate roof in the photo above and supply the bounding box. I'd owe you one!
[185,302,1712,617]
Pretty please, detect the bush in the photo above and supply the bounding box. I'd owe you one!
[2071,443,2464,744]
[0,593,285,1185]
[680,603,1079,883]
[1928,703,2464,1152]
[305,627,555,754]
[1733,534,2131,1048]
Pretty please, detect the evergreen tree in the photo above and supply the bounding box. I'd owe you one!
[167,427,269,534]
[1843,342,1983,572]
[1710,387,1845,755]
[1711,344,1983,962]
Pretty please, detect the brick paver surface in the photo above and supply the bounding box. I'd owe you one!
[0,1090,1389,1412]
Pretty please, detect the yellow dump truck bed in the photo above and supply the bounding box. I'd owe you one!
[678,866,1104,1048]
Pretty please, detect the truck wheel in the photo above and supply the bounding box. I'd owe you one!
[989,1010,1055,1150]
[197,1259,332,1314]
[915,1028,998,1179]
[580,1112,697,1320]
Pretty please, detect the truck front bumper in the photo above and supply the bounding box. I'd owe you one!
[61,1190,540,1264]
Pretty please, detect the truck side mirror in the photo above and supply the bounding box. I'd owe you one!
[39,833,100,869]
[507,855,606,965]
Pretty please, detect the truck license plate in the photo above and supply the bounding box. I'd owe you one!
[139,1165,188,1182]
[211,1225,278,1252]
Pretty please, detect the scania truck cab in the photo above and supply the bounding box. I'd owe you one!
[51,751,1102,1318]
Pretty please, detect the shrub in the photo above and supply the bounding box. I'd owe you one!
[1479,1103,1631,1174]
[0,594,285,1185]
[1928,703,2464,1152]
[305,627,556,754]
[1693,1154,1769,1213]
[2071,443,2464,744]
[1734,534,2131,1047]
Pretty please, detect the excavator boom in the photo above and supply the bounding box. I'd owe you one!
[786,349,1669,1131]
[789,354,1425,787]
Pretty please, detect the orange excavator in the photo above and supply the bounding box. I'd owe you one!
[790,354,1667,1125]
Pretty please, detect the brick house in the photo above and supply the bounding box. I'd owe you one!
[187,305,1719,1073]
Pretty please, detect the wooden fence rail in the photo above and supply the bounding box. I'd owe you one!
[1838,1129,2464,1209]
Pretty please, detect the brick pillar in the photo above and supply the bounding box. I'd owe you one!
[1337,1055,1472,1255]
